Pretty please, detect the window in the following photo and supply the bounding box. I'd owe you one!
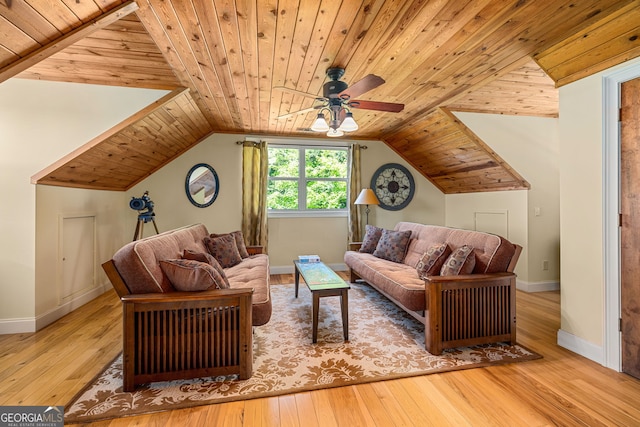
[267,145,348,216]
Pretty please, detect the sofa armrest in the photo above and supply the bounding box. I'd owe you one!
[120,287,254,304]
[423,272,516,355]
[424,272,515,287]
[246,245,263,255]
[118,287,254,390]
[348,242,363,251]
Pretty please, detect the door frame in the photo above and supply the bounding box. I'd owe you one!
[603,61,640,372]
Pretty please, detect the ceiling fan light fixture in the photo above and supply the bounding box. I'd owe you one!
[326,128,344,137]
[274,68,404,137]
[338,112,358,132]
[310,113,330,132]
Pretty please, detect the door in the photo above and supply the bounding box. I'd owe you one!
[620,77,640,379]
[61,216,95,303]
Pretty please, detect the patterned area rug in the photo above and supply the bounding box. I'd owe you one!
[65,282,541,423]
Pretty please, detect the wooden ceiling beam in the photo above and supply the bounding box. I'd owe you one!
[0,1,138,83]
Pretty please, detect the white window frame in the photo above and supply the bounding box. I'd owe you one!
[267,144,349,218]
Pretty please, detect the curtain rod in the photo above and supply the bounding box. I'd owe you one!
[235,140,367,149]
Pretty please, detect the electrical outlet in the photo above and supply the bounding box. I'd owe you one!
[542,260,549,271]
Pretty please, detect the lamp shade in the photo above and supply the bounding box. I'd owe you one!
[338,112,358,132]
[354,188,379,205]
[326,128,344,137]
[310,113,330,132]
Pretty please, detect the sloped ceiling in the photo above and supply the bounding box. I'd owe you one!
[30,88,211,191]
[386,107,530,194]
[1,0,639,193]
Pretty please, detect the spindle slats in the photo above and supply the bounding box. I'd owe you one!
[118,290,253,392]
[441,285,511,342]
[132,305,243,377]
[426,273,516,355]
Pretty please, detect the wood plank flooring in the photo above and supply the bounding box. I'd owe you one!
[1,273,639,426]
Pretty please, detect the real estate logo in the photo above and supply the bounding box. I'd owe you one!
[0,406,63,427]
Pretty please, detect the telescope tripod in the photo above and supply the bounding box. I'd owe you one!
[133,216,159,241]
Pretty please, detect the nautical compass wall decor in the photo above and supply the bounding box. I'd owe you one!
[370,163,415,210]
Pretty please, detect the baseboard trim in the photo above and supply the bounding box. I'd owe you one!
[557,329,604,365]
[0,284,111,335]
[516,279,560,292]
[270,263,348,275]
[35,284,111,331]
[0,317,36,334]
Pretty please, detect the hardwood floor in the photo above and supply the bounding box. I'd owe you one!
[1,273,639,426]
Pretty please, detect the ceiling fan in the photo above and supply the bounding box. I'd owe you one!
[275,67,404,136]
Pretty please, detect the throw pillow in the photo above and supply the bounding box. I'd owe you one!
[372,229,412,263]
[416,243,451,279]
[360,225,384,253]
[182,250,230,289]
[440,245,476,276]
[204,234,243,268]
[159,259,226,291]
[211,230,250,258]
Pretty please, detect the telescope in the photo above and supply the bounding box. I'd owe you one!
[130,191,159,240]
[130,191,155,223]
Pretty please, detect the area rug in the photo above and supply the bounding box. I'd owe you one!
[65,282,541,423]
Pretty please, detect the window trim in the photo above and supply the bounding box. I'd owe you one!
[267,144,349,217]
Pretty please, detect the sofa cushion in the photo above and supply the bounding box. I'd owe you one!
[373,229,411,263]
[211,230,250,258]
[112,224,210,294]
[416,243,451,279]
[182,250,230,289]
[225,254,272,326]
[344,251,426,312]
[396,222,516,273]
[360,225,383,253]
[159,259,226,291]
[402,226,452,268]
[204,234,243,268]
[440,245,476,276]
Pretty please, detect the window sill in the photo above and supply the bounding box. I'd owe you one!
[268,210,348,219]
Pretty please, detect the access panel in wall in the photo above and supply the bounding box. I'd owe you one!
[60,216,96,304]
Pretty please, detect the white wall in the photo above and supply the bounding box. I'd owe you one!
[128,133,243,236]
[558,56,640,361]
[446,190,529,278]
[558,75,606,348]
[361,141,446,231]
[35,186,129,328]
[446,113,561,286]
[0,79,166,332]
[129,134,445,272]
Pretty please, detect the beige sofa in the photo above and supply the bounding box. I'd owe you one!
[102,223,271,391]
[344,222,521,355]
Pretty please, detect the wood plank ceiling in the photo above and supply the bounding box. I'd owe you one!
[2,0,640,193]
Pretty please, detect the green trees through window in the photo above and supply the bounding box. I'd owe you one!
[267,146,348,212]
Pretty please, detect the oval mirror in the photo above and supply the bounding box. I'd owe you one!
[185,163,219,208]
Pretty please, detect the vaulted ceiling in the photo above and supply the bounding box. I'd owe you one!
[2,0,640,193]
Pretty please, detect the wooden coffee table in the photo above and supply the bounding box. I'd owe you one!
[293,260,350,343]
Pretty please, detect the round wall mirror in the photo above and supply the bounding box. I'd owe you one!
[185,163,219,208]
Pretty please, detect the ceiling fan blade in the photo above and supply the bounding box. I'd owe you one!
[339,74,385,99]
[348,99,405,113]
[274,86,323,100]
[277,106,319,119]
